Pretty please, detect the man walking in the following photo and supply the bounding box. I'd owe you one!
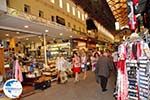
[95,51,113,92]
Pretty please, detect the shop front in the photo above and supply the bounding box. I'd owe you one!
[0,7,82,99]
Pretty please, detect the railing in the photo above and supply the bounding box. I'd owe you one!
[7,7,72,32]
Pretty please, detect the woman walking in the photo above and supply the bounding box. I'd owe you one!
[72,52,81,83]
[81,50,88,80]
[91,52,100,71]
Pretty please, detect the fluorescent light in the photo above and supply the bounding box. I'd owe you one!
[45,29,49,33]
[121,25,129,30]
[24,25,29,28]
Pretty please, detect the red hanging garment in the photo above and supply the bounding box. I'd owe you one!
[133,0,139,5]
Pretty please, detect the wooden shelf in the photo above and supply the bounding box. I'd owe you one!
[0,48,5,75]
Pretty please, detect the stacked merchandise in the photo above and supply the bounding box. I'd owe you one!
[138,57,150,100]
[126,60,139,100]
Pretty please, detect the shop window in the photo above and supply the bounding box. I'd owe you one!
[66,3,70,12]
[82,14,85,21]
[68,22,71,27]
[56,16,65,26]
[83,28,85,32]
[39,10,44,18]
[59,0,63,8]
[6,0,10,7]
[72,7,75,16]
[79,27,81,31]
[24,4,30,13]
[50,0,55,3]
[85,14,88,19]
[51,16,55,22]
[78,11,81,19]
[73,25,76,29]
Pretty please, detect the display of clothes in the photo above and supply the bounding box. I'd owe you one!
[116,43,129,100]
[13,60,23,82]
[115,33,150,100]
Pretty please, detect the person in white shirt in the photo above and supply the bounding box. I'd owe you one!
[56,54,66,83]
[81,50,87,80]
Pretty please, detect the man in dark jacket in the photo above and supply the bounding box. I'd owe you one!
[95,51,113,92]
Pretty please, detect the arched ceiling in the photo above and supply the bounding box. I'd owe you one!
[72,0,116,32]
[106,0,128,27]
[72,0,148,36]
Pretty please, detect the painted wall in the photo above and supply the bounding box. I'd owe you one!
[7,0,87,33]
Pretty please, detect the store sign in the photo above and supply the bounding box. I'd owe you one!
[3,79,23,99]
[56,16,65,26]
[8,8,47,26]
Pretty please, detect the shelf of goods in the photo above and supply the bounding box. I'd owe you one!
[0,48,5,75]
[0,48,4,91]
[47,60,57,81]
[47,43,71,58]
[22,61,51,90]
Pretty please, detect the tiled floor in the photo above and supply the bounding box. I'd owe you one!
[22,71,116,100]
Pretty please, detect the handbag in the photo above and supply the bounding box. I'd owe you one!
[81,64,85,68]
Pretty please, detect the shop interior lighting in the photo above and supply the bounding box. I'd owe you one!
[24,25,29,28]
[6,39,10,42]
[60,33,63,36]
[123,36,126,40]
[38,36,41,38]
[26,38,29,40]
[6,34,9,37]
[80,37,83,39]
[45,29,49,33]
[70,36,72,38]
[16,32,20,34]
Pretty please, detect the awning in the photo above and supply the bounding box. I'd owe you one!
[0,8,81,39]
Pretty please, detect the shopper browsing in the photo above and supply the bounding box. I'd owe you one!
[56,54,67,84]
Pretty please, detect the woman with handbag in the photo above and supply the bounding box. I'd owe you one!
[72,52,81,83]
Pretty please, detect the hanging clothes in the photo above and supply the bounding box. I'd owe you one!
[128,1,136,30]
[117,44,129,100]
[133,0,139,6]
[14,60,23,82]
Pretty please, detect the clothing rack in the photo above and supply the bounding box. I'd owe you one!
[115,34,150,100]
